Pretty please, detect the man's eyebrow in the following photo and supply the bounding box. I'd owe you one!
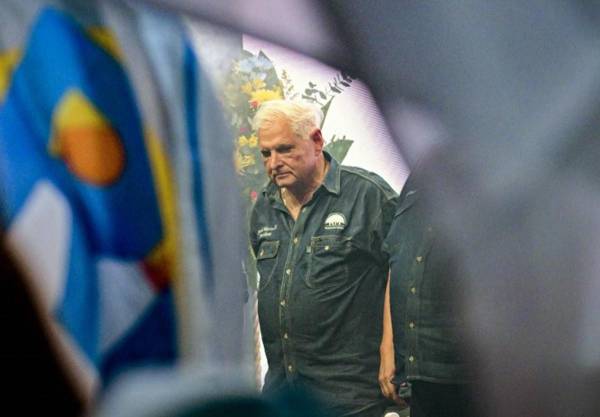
[260,143,294,157]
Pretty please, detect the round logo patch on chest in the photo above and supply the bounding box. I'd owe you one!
[324,212,347,230]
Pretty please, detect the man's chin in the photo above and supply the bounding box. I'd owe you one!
[274,175,293,186]
[275,180,291,188]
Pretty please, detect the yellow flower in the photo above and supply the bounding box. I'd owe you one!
[249,87,282,108]
[234,152,256,171]
[238,135,249,146]
[241,79,266,95]
[234,153,242,171]
[239,154,256,169]
[241,82,252,95]
[248,134,258,148]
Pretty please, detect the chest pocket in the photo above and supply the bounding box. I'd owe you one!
[256,240,280,291]
[304,235,352,289]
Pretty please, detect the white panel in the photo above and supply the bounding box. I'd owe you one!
[5,180,71,311]
[97,258,155,353]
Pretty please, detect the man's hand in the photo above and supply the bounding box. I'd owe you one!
[379,272,407,406]
[379,340,398,401]
[379,341,408,407]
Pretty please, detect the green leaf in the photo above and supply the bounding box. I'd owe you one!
[324,138,353,162]
[320,98,334,128]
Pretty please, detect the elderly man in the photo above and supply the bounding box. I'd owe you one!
[249,100,398,417]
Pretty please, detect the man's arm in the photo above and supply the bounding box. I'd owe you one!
[379,272,398,402]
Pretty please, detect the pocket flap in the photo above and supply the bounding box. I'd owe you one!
[257,240,280,260]
[310,235,351,255]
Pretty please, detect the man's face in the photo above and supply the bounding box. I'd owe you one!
[258,117,321,194]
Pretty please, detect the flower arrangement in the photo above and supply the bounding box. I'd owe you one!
[223,50,355,288]
[224,51,284,210]
[224,50,354,203]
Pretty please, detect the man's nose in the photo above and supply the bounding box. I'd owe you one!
[268,152,281,170]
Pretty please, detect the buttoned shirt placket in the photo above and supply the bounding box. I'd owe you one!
[406,253,422,376]
[276,197,312,383]
[405,219,434,378]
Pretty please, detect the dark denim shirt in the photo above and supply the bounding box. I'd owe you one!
[384,177,471,385]
[249,153,398,416]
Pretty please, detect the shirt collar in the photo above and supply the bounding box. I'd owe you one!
[399,172,419,200]
[321,151,341,195]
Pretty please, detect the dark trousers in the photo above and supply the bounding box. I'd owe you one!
[409,381,475,417]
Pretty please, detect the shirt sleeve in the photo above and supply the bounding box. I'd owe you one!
[248,204,259,257]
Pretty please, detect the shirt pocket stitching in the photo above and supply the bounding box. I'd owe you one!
[304,235,352,289]
[256,240,280,291]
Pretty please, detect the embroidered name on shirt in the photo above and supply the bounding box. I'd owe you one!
[324,212,347,230]
[258,225,278,238]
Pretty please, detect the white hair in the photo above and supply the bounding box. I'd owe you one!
[252,100,324,139]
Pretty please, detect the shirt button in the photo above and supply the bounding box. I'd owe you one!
[280,300,286,307]
[408,355,415,363]
[293,237,298,244]
[283,333,289,339]
[324,245,330,251]
[416,256,423,263]
[286,268,291,275]
[288,365,293,372]
[409,322,415,329]
[410,287,416,294]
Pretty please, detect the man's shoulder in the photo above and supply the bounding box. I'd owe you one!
[252,181,275,206]
[339,164,397,199]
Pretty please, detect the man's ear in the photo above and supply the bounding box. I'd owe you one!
[310,129,324,152]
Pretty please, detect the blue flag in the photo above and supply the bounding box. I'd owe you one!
[0,1,247,392]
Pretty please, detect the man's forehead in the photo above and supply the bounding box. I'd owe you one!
[258,121,298,147]
[258,117,291,133]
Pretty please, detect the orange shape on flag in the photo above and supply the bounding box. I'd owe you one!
[50,89,126,186]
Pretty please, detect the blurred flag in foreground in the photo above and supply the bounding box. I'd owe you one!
[0,0,247,395]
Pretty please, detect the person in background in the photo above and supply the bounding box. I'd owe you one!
[379,169,477,417]
[249,100,398,417]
